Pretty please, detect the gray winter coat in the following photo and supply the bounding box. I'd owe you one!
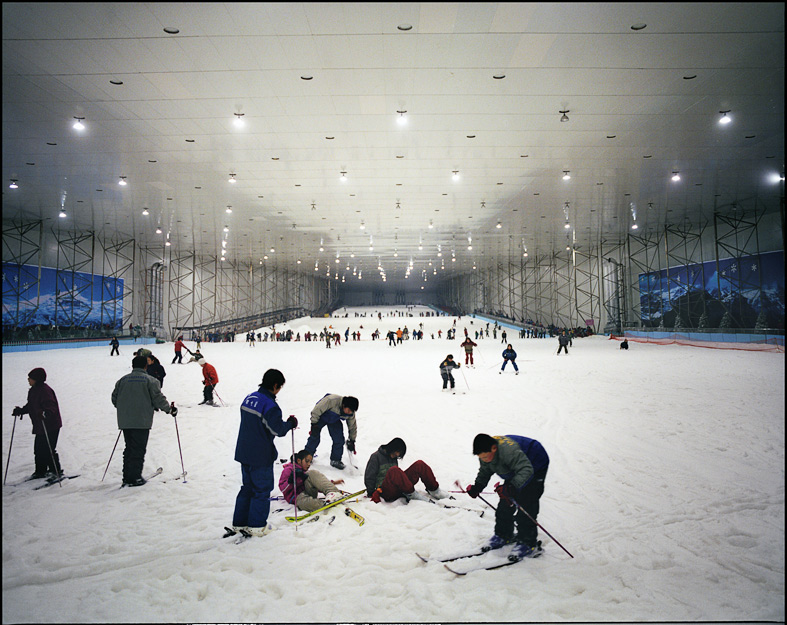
[111,366,172,429]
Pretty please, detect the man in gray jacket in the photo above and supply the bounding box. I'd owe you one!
[111,355,177,486]
[304,394,358,470]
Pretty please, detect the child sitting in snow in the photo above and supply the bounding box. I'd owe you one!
[279,450,343,512]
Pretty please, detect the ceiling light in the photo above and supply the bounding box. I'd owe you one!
[226,206,232,213]
[155,227,162,234]
[233,113,245,128]
[163,27,180,34]
[118,176,127,186]
[631,223,639,230]
[165,240,171,247]
[397,24,413,31]
[671,172,681,182]
[340,171,347,182]
[496,221,502,229]
[228,173,237,183]
[9,180,18,189]
[72,117,85,130]
[360,221,365,230]
[270,248,275,253]
[452,170,460,181]
[718,110,732,125]
[564,221,571,229]
[397,110,407,126]
[562,171,571,180]
[319,246,324,252]
[559,110,569,122]
[223,225,229,232]
[59,208,67,218]
[142,208,149,216]
[428,221,433,229]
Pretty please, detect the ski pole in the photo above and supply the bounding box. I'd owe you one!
[499,491,574,558]
[41,418,62,487]
[213,388,227,407]
[290,419,297,531]
[459,366,470,391]
[102,431,122,482]
[172,403,187,483]
[3,412,21,485]
[454,480,497,511]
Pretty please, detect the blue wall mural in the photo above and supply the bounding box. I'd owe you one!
[638,250,785,329]
[2,263,125,329]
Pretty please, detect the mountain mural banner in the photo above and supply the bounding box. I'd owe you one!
[638,250,784,329]
[2,263,125,330]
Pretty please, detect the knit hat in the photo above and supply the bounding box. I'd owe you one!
[28,368,47,383]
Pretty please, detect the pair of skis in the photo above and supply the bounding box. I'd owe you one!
[285,489,366,524]
[417,541,542,575]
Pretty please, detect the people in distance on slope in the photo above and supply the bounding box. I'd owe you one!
[466,433,549,560]
[460,336,477,366]
[198,357,219,405]
[439,354,461,391]
[111,355,177,487]
[279,450,343,512]
[231,369,297,537]
[364,437,448,504]
[620,338,629,350]
[109,336,120,356]
[501,329,507,344]
[172,336,186,364]
[500,344,519,374]
[557,332,570,355]
[304,394,359,470]
[145,353,166,388]
[12,368,64,480]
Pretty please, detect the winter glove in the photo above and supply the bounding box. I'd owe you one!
[370,488,382,503]
[494,481,514,499]
[169,406,178,418]
[466,484,480,498]
[346,439,356,453]
[12,406,23,417]
[287,416,298,429]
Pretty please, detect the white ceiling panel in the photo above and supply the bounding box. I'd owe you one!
[3,2,783,284]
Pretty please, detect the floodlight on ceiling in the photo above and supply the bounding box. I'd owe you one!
[142,208,149,216]
[73,117,85,130]
[671,171,681,182]
[118,176,127,186]
[228,173,237,184]
[233,113,245,128]
[397,110,407,126]
[226,206,232,213]
[9,180,18,189]
[452,170,460,181]
[340,171,347,182]
[59,208,67,218]
[559,110,569,122]
[718,110,732,125]
[155,227,162,234]
[562,171,571,181]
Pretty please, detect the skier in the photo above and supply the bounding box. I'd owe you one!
[198,357,219,405]
[145,353,166,388]
[364,437,448,504]
[460,336,477,366]
[557,332,570,355]
[279,450,342,512]
[439,354,461,391]
[109,336,120,356]
[500,344,519,374]
[465,433,549,559]
[304,394,359,470]
[186,349,203,364]
[12,368,64,479]
[231,369,297,537]
[172,336,185,364]
[111,355,176,486]
[620,338,629,350]
[501,329,507,344]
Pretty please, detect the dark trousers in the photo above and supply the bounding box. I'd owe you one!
[495,468,547,546]
[441,372,455,389]
[465,352,474,365]
[557,345,568,354]
[172,351,183,364]
[380,461,439,501]
[122,429,150,483]
[203,384,215,403]
[232,463,274,528]
[501,359,519,371]
[304,419,345,462]
[34,427,61,474]
[110,345,119,356]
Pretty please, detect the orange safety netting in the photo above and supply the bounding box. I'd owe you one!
[608,334,784,353]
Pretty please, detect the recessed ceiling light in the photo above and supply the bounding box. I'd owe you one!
[46,142,57,146]
[109,79,123,85]
[163,27,179,34]
[26,162,35,165]
[185,139,195,143]
[492,74,505,80]
[466,135,476,139]
[325,136,334,140]
[683,75,697,80]
[630,23,647,30]
[300,75,313,80]
[397,24,412,31]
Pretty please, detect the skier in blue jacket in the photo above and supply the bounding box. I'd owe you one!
[500,344,519,374]
[231,368,297,537]
[466,433,549,559]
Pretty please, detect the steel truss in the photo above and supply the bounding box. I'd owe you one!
[2,220,43,328]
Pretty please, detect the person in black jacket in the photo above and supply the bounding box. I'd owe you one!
[500,344,519,374]
[620,338,629,350]
[439,354,460,391]
[12,368,63,479]
[109,336,120,356]
[145,354,167,388]
[557,332,570,355]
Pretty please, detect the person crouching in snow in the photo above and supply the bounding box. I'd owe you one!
[439,354,461,391]
[279,450,343,511]
[197,357,219,405]
[364,437,448,504]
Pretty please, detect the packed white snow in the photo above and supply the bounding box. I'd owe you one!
[2,306,784,623]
